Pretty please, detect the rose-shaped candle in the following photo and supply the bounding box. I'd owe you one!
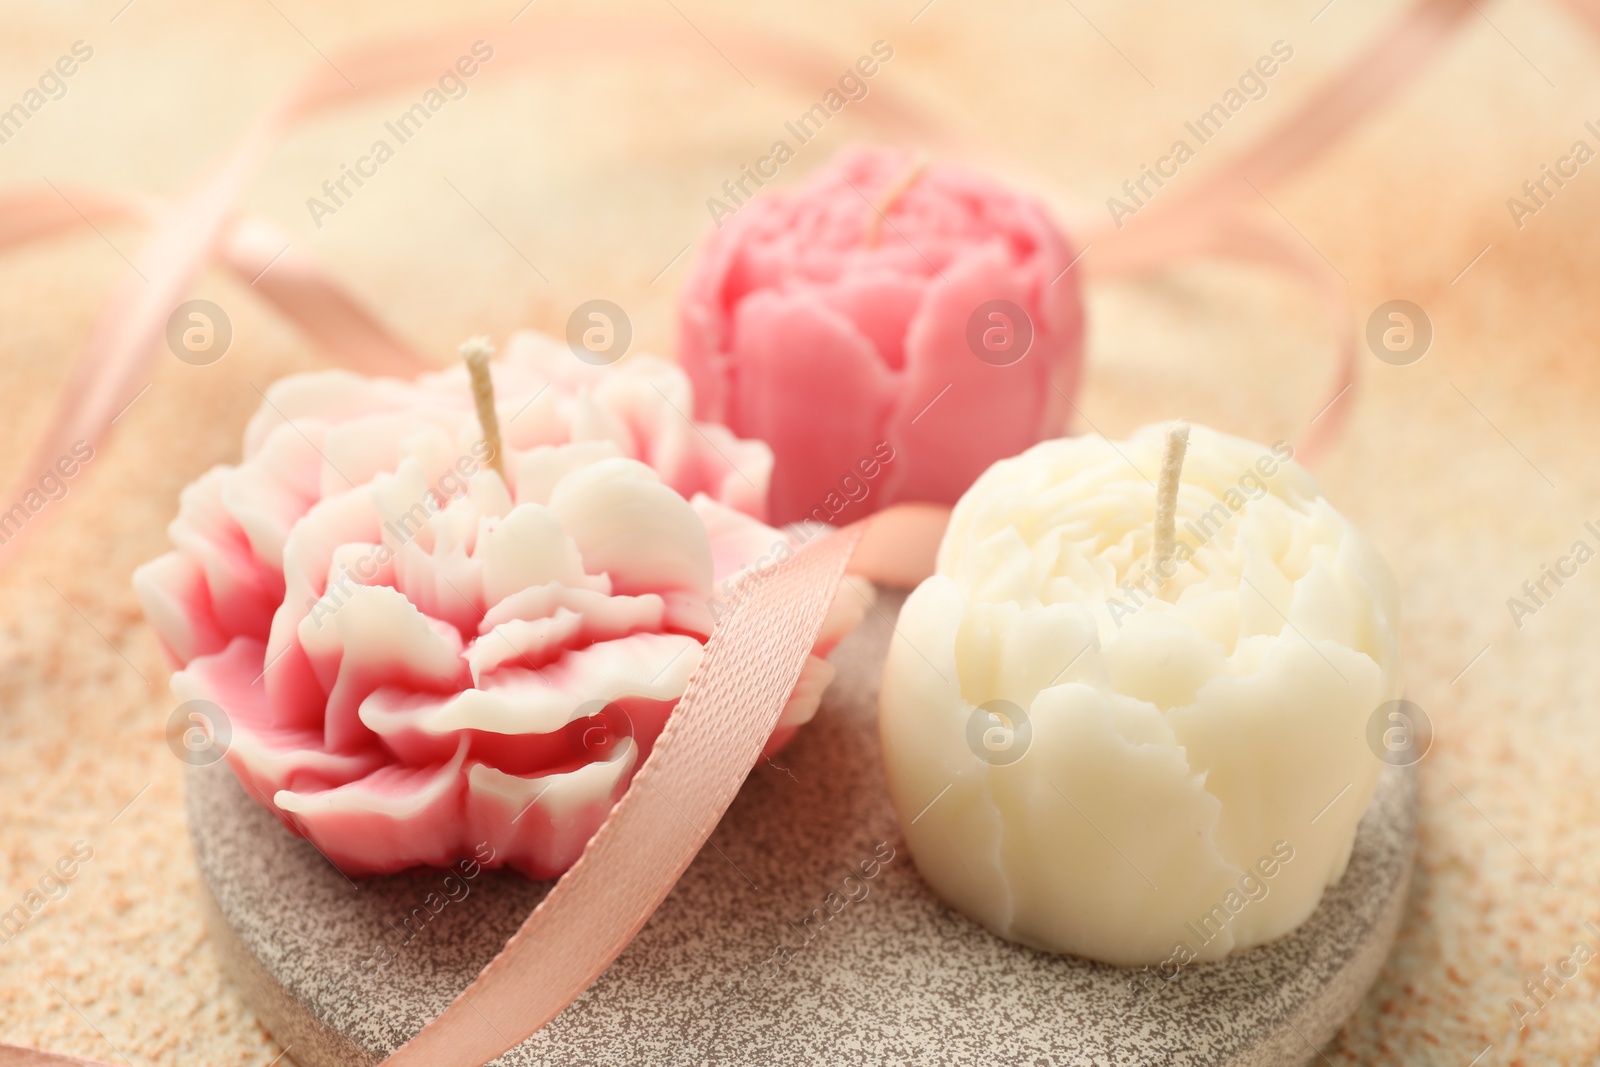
[878,424,1401,966]
[679,145,1084,526]
[135,333,864,878]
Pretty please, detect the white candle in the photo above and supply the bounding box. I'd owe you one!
[878,424,1402,966]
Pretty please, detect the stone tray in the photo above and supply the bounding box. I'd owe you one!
[186,590,1416,1066]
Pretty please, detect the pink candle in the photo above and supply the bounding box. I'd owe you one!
[134,334,866,878]
[679,145,1085,526]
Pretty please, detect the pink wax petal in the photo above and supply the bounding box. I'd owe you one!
[815,269,927,371]
[886,240,1054,504]
[274,740,472,876]
[174,638,386,797]
[169,469,283,641]
[548,460,714,596]
[297,584,468,752]
[223,421,326,568]
[360,633,700,767]
[480,583,643,631]
[464,744,638,880]
[469,601,663,682]
[728,289,898,525]
[133,551,227,666]
[692,494,789,588]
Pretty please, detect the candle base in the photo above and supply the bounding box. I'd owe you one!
[186,590,1415,1067]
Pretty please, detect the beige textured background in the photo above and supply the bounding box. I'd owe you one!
[1,0,1597,1063]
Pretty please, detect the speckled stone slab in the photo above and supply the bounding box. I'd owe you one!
[186,591,1416,1067]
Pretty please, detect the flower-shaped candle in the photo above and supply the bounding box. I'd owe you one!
[136,333,864,878]
[679,145,1084,526]
[878,424,1402,966]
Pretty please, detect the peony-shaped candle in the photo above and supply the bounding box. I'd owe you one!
[679,145,1084,526]
[878,424,1402,967]
[135,333,865,878]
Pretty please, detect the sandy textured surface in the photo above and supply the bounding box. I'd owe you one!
[0,1,1597,1064]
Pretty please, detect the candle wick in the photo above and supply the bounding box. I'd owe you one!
[864,156,931,249]
[1152,421,1190,586]
[460,336,506,480]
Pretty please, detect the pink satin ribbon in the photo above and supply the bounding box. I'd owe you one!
[386,520,868,1066]
[0,1049,106,1067]
[1082,0,1483,465]
[0,1,1532,1062]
